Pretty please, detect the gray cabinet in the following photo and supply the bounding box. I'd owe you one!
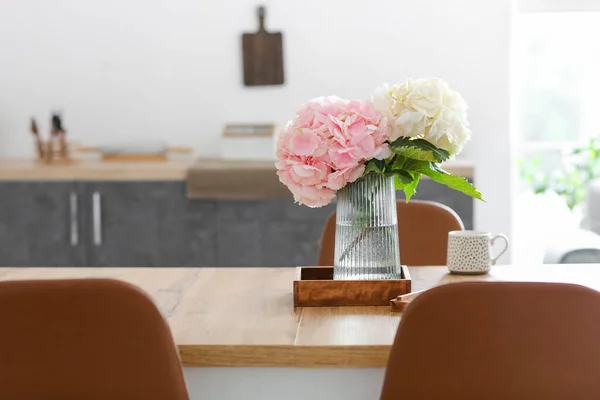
[0,179,473,267]
[83,182,160,266]
[214,181,473,267]
[0,181,217,267]
[153,183,217,267]
[0,182,86,266]
[215,200,335,267]
[83,182,217,267]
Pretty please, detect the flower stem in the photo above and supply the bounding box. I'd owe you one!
[337,226,374,263]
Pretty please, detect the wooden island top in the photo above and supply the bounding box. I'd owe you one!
[1,265,594,368]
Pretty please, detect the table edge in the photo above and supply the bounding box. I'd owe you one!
[179,344,391,368]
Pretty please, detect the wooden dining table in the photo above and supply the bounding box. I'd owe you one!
[2,264,599,400]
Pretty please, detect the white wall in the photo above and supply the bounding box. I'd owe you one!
[0,0,512,252]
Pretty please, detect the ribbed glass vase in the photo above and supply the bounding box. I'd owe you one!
[333,173,401,280]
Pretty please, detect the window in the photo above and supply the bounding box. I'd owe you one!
[516,12,600,172]
[513,5,600,263]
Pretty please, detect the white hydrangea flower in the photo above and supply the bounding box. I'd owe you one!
[372,78,471,155]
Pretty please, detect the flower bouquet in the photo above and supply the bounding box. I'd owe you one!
[276,78,483,280]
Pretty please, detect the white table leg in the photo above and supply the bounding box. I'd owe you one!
[183,367,385,400]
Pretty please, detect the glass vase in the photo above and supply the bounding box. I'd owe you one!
[333,173,401,280]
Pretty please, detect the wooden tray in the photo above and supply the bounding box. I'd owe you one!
[293,266,411,307]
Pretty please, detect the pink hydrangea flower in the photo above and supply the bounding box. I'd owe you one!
[276,96,391,207]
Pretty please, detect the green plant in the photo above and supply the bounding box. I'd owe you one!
[363,137,483,202]
[519,138,600,210]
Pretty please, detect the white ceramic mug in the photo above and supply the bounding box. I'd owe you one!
[447,231,509,274]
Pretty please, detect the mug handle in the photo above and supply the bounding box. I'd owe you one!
[490,234,509,265]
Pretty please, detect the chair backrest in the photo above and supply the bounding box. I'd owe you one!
[318,200,464,266]
[381,281,600,399]
[0,279,189,400]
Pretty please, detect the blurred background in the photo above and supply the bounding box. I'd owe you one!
[1,0,599,265]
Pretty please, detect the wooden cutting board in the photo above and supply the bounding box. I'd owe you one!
[242,7,284,86]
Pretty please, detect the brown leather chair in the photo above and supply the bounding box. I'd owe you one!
[318,200,464,266]
[381,281,600,399]
[0,279,189,400]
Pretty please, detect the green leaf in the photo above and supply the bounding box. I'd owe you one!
[393,170,414,190]
[395,157,429,172]
[394,175,404,190]
[394,157,484,201]
[403,173,421,202]
[422,167,484,201]
[396,170,414,184]
[389,137,450,163]
[392,145,436,162]
[364,159,384,175]
[394,170,415,185]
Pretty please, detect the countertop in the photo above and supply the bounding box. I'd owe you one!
[0,158,474,181]
[0,265,597,368]
[0,159,194,181]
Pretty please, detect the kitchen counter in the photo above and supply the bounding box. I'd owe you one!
[0,159,477,270]
[185,159,474,199]
[0,265,597,368]
[0,158,474,182]
[0,159,194,181]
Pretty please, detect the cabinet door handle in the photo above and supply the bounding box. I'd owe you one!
[92,192,102,246]
[69,192,78,246]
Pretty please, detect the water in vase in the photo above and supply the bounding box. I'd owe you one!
[333,174,402,280]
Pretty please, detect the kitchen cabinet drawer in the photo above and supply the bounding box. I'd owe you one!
[82,182,217,267]
[0,182,86,266]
